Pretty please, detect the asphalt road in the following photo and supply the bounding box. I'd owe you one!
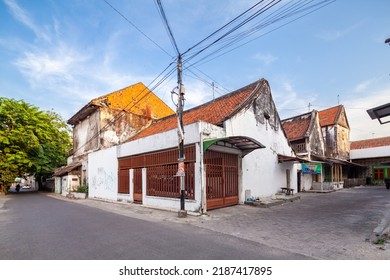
[190,186,390,259]
[1,186,390,260]
[0,191,308,260]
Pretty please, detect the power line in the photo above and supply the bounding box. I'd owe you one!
[154,0,180,55]
[183,0,280,66]
[183,0,335,69]
[71,60,177,155]
[182,0,269,56]
[103,0,173,58]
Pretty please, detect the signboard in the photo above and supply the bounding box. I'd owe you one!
[302,163,322,175]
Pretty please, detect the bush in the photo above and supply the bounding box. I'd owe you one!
[75,184,88,193]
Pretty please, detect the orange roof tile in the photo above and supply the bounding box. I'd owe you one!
[350,136,390,150]
[318,105,342,127]
[131,80,262,140]
[281,112,312,141]
[68,82,174,125]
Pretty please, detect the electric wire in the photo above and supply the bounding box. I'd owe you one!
[154,0,180,55]
[103,0,173,58]
[76,0,336,156]
[182,0,334,69]
[71,61,177,155]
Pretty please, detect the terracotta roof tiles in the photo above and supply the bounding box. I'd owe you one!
[318,105,342,127]
[131,80,261,140]
[350,136,390,150]
[281,112,312,141]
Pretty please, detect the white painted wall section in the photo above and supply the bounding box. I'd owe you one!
[350,146,390,159]
[225,103,297,199]
[88,146,118,201]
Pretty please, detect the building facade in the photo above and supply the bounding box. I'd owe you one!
[88,78,298,213]
[54,82,174,195]
[350,136,390,184]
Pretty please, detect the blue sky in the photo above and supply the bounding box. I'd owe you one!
[1,0,389,141]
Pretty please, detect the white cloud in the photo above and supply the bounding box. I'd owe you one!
[4,0,51,43]
[272,80,316,119]
[344,86,390,141]
[353,79,374,93]
[254,52,278,66]
[183,80,212,108]
[316,22,363,41]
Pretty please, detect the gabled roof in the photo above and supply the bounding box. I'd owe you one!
[318,105,343,127]
[281,112,312,141]
[350,136,390,150]
[68,82,174,125]
[131,79,266,141]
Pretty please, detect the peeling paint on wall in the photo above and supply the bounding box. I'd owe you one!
[251,84,279,131]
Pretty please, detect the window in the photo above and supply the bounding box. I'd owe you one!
[374,169,384,181]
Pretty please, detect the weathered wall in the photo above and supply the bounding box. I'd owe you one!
[224,83,297,199]
[99,107,149,148]
[60,175,79,196]
[88,146,118,201]
[337,124,350,160]
[309,113,325,157]
[72,110,100,157]
[322,108,350,160]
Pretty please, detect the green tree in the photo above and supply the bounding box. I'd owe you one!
[0,98,71,192]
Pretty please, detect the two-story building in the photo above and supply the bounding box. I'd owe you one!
[54,82,174,195]
[87,78,299,213]
[281,110,325,191]
[282,105,351,191]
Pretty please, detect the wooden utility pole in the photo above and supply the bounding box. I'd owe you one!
[176,55,187,218]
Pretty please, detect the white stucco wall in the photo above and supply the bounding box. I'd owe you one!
[72,111,100,158]
[88,146,118,201]
[60,174,80,196]
[350,146,390,160]
[224,102,297,200]
[301,173,313,191]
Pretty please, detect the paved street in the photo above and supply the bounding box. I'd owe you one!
[1,186,390,259]
[0,191,307,260]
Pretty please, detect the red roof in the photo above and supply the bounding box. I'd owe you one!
[281,112,312,141]
[131,80,264,140]
[350,136,390,150]
[318,105,342,127]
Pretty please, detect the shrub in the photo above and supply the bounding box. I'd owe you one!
[75,184,88,193]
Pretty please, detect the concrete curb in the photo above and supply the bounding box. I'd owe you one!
[245,195,301,208]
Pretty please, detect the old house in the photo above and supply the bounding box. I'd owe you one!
[318,105,350,188]
[87,78,298,213]
[281,110,325,191]
[54,82,174,195]
[282,105,353,191]
[350,136,390,184]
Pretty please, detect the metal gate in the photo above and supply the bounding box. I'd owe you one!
[205,150,239,210]
[133,168,143,203]
[118,145,196,202]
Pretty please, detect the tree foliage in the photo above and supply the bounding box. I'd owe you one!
[0,97,71,190]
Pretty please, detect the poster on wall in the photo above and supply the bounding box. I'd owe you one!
[302,163,322,174]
